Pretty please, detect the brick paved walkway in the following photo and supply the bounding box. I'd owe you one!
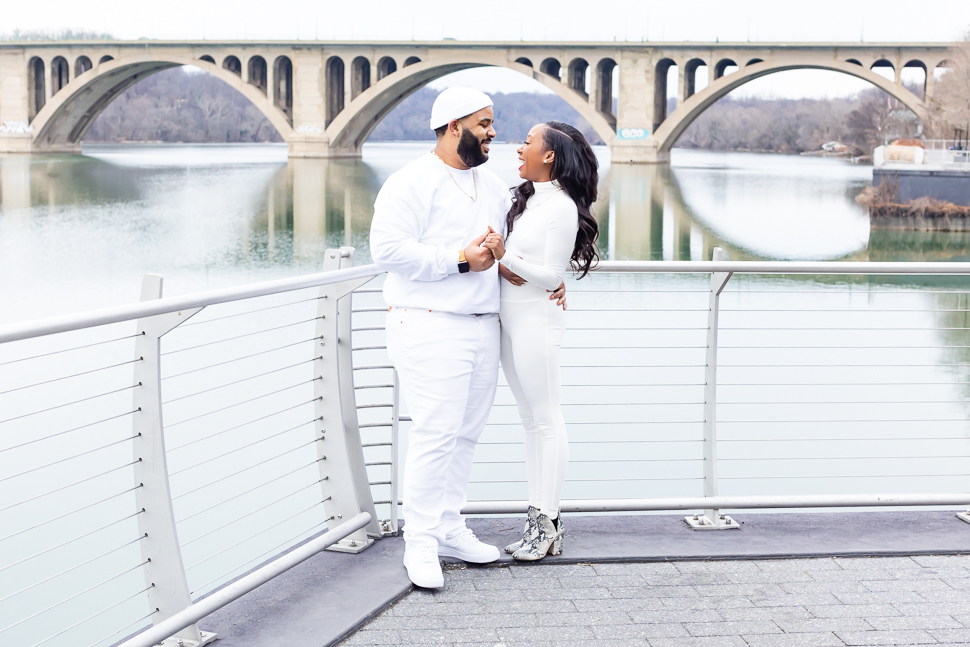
[340,555,970,646]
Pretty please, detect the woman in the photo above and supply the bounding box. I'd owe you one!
[482,121,599,561]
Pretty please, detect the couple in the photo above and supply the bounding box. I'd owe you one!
[369,86,599,588]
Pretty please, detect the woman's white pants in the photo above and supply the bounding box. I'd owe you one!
[499,290,568,519]
[385,308,500,547]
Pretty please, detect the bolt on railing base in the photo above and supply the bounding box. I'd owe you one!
[958,511,970,525]
[157,631,217,647]
[685,513,739,530]
[379,520,399,537]
[326,536,375,554]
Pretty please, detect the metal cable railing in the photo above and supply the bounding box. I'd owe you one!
[2,248,970,647]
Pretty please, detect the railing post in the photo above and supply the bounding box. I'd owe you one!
[686,248,738,531]
[316,247,381,552]
[132,274,215,646]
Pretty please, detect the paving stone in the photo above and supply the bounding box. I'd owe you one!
[779,581,872,595]
[865,614,965,630]
[725,569,815,584]
[537,611,633,627]
[773,617,874,633]
[592,562,680,577]
[566,575,645,589]
[717,606,813,622]
[391,602,488,617]
[749,593,844,607]
[509,564,598,578]
[834,557,920,570]
[497,624,596,641]
[832,590,927,605]
[915,589,970,603]
[804,604,900,618]
[892,602,970,617]
[835,629,938,645]
[740,633,845,647]
[399,628,500,643]
[343,629,404,645]
[591,623,690,639]
[647,636,749,647]
[659,596,755,610]
[572,598,665,613]
[627,608,723,624]
[482,599,578,614]
[753,558,842,572]
[676,561,764,574]
[339,555,970,647]
[367,616,447,630]
[473,577,563,591]
[694,583,787,598]
[930,628,970,643]
[443,613,538,629]
[528,586,614,601]
[944,577,970,590]
[610,586,700,599]
[864,578,954,592]
[684,620,782,636]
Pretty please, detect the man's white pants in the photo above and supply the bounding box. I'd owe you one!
[385,307,500,547]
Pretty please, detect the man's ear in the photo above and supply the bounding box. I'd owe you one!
[449,119,462,138]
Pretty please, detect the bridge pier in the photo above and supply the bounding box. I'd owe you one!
[610,139,670,165]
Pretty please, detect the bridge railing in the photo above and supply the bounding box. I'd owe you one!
[2,248,970,647]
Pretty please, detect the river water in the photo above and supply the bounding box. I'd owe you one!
[1,144,969,647]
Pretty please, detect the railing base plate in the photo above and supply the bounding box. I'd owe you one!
[685,514,739,530]
[326,536,375,554]
[159,630,217,646]
[958,511,970,525]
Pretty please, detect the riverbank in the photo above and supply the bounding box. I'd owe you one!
[858,185,970,231]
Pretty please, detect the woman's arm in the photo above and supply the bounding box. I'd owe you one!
[497,202,578,291]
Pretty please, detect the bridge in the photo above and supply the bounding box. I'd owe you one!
[0,39,957,162]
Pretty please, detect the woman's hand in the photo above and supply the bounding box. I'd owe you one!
[498,263,526,286]
[482,226,506,260]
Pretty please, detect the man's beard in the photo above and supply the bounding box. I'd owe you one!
[457,127,489,167]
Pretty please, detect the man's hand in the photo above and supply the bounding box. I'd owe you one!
[498,263,526,286]
[482,226,506,260]
[549,281,567,310]
[464,232,495,272]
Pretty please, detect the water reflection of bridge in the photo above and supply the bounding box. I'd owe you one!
[3,149,967,266]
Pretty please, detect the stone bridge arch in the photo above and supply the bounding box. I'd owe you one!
[322,55,617,157]
[28,55,295,153]
[650,58,928,159]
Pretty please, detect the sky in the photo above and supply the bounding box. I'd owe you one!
[6,0,970,100]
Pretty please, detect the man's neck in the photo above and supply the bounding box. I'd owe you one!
[433,142,470,170]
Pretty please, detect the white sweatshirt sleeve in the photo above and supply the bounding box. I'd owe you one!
[369,176,459,281]
[499,201,578,291]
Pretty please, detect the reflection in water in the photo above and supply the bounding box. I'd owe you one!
[1,144,968,322]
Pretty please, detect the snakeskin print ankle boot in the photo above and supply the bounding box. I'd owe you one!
[512,512,564,561]
[504,506,539,554]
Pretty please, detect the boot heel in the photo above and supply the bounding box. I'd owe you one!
[550,533,563,556]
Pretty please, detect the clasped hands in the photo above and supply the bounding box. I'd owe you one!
[462,226,567,307]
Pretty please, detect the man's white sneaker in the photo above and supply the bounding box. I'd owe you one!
[438,527,500,563]
[403,543,444,588]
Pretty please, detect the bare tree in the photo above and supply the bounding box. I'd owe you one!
[926,30,970,139]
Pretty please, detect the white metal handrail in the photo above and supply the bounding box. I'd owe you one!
[4,249,970,647]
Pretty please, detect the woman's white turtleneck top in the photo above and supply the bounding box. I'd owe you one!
[499,180,579,293]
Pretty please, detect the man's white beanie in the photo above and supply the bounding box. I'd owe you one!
[429,87,493,130]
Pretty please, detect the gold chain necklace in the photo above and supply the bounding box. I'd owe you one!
[529,186,563,210]
[432,151,478,202]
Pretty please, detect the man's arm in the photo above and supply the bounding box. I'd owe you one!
[370,179,461,281]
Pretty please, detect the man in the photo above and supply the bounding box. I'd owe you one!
[369,87,563,588]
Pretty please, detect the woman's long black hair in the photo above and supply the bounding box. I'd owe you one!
[506,121,600,278]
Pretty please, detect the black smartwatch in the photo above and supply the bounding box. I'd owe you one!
[458,250,470,274]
